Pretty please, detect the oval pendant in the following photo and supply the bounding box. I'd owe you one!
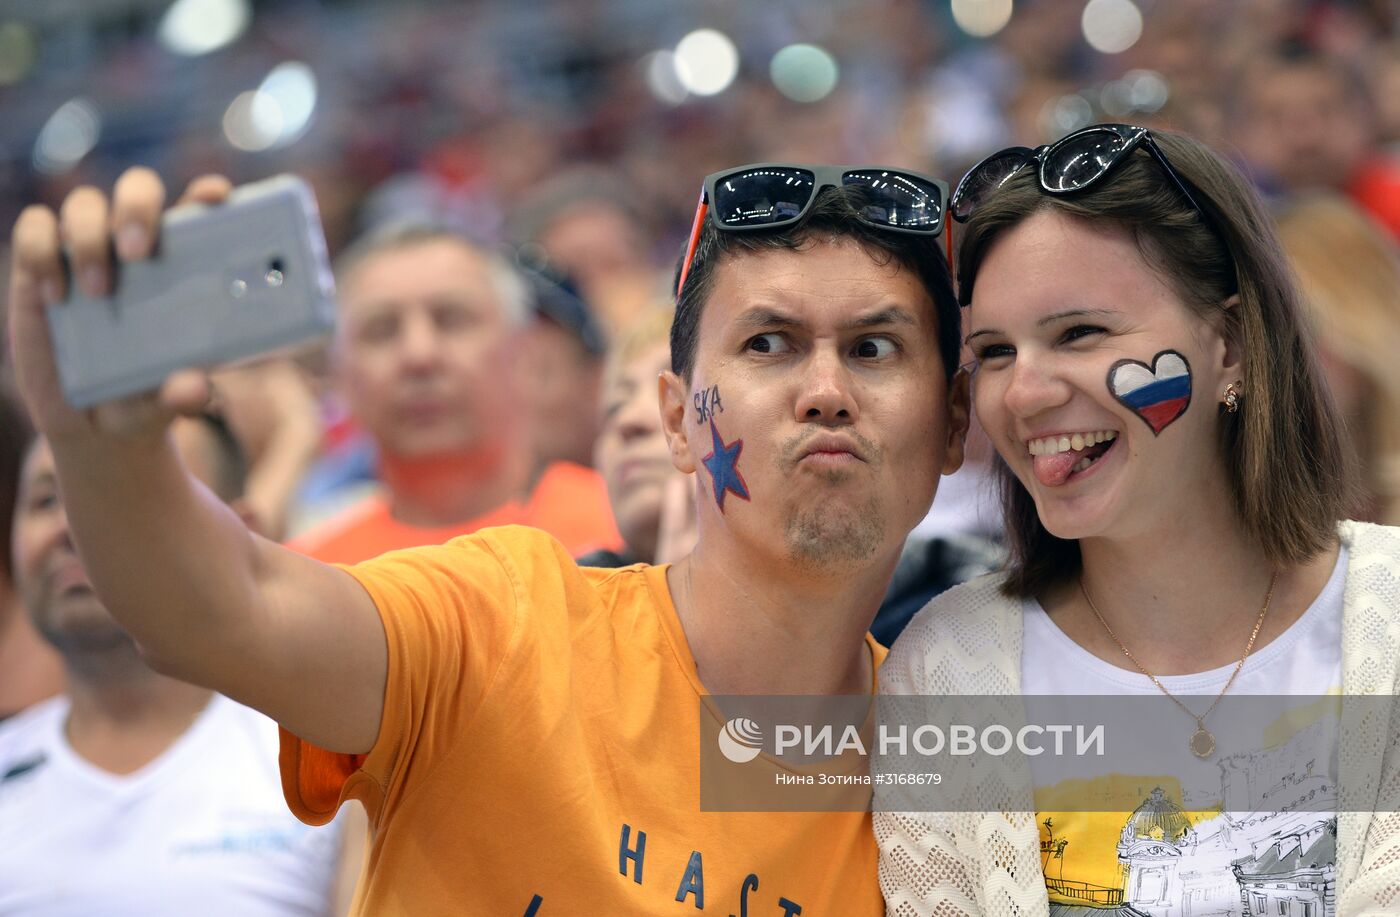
[1190,727,1216,758]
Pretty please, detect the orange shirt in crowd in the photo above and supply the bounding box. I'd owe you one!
[280,526,886,915]
[288,461,622,563]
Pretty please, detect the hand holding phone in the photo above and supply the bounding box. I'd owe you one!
[7,171,333,445]
[45,173,335,409]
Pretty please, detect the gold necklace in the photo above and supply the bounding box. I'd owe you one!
[1079,570,1278,758]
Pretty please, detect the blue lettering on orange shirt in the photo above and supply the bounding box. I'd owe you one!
[675,850,704,907]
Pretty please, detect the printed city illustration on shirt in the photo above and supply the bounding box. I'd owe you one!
[1023,550,1346,917]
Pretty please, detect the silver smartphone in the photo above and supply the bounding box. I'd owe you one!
[45,174,337,408]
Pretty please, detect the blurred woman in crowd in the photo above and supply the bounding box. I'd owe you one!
[1276,193,1400,525]
[580,307,696,567]
[877,125,1400,915]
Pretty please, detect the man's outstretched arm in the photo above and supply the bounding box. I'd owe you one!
[8,168,386,754]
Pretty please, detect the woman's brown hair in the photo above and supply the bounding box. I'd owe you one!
[955,129,1354,597]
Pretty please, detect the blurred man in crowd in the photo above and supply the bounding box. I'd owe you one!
[0,391,62,721]
[290,224,620,563]
[0,416,344,916]
[511,166,663,333]
[1233,48,1400,239]
[519,269,608,477]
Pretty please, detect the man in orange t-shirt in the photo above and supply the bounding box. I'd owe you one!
[290,224,620,564]
[11,166,967,914]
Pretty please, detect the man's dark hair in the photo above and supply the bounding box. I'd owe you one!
[671,185,960,382]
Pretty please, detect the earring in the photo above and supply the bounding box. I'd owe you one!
[1222,381,1242,413]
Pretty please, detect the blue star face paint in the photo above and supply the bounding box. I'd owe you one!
[1108,349,1192,435]
[700,418,750,513]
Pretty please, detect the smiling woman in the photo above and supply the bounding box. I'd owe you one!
[955,128,1350,595]
[876,127,1400,917]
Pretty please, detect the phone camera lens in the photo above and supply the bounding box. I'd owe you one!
[266,257,286,287]
[230,279,248,298]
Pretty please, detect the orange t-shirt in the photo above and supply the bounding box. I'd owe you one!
[279,525,886,915]
[288,461,622,564]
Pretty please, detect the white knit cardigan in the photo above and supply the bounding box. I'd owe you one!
[875,520,1400,917]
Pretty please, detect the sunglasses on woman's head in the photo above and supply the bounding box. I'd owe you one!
[676,163,951,297]
[950,123,1213,230]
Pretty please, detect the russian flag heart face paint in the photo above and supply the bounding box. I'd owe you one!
[1108,349,1192,435]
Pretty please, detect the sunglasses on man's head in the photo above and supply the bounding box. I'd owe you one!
[950,123,1213,229]
[676,163,951,297]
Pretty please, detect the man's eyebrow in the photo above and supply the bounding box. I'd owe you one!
[731,308,805,331]
[348,299,400,322]
[425,290,490,311]
[843,308,918,331]
[731,306,919,333]
[352,290,486,319]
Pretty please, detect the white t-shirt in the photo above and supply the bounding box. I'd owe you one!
[0,693,342,917]
[1021,547,1345,917]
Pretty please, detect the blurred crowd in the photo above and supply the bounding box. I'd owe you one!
[3,1,1400,258]
[1,0,1399,912]
[0,0,1395,525]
